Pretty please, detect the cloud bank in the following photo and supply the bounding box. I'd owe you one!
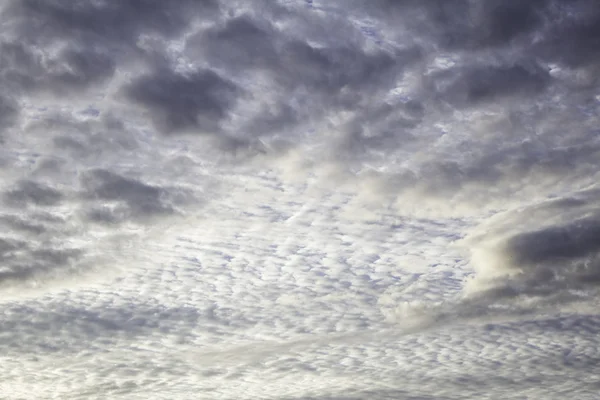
[0,0,599,398]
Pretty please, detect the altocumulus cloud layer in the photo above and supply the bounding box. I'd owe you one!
[0,0,600,398]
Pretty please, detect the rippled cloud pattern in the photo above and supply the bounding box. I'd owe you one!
[0,1,600,399]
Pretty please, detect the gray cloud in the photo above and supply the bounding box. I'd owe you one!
[0,40,115,95]
[460,187,600,307]
[0,1,600,398]
[192,15,278,71]
[184,12,419,146]
[489,214,600,294]
[346,0,551,51]
[81,169,173,219]
[0,247,82,283]
[507,218,600,269]
[274,40,402,95]
[0,0,220,106]
[4,0,218,47]
[433,63,551,107]
[0,95,18,133]
[51,48,116,91]
[124,68,241,134]
[0,301,204,355]
[475,0,548,47]
[0,214,49,235]
[0,210,85,286]
[533,2,600,67]
[4,179,63,207]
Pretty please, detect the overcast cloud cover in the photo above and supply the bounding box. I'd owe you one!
[1,0,600,398]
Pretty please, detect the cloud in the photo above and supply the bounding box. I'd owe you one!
[0,1,600,399]
[124,68,241,134]
[475,0,548,47]
[4,179,63,207]
[0,246,82,283]
[0,38,115,97]
[0,300,204,356]
[49,48,116,92]
[3,0,218,47]
[532,1,600,67]
[433,63,551,106]
[0,95,18,133]
[80,169,174,219]
[460,188,600,307]
[343,0,550,51]
[0,0,222,116]
[275,40,401,95]
[182,10,420,152]
[0,209,87,287]
[190,15,278,71]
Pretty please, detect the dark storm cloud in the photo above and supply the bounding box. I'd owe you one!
[6,47,114,96]
[451,0,548,49]
[51,48,116,91]
[256,39,415,144]
[0,0,596,147]
[175,0,594,174]
[81,169,173,218]
[463,188,600,304]
[337,0,600,85]
[193,15,278,70]
[30,112,140,161]
[124,68,241,134]
[474,0,547,47]
[0,41,39,92]
[0,0,595,210]
[276,40,403,95]
[336,100,424,156]
[0,0,599,284]
[334,2,600,205]
[506,217,600,270]
[347,0,548,49]
[3,0,218,47]
[0,40,115,95]
[244,104,300,138]
[433,63,551,107]
[533,1,600,67]
[0,0,220,100]
[184,11,420,145]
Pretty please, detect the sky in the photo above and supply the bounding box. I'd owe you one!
[1,0,600,398]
